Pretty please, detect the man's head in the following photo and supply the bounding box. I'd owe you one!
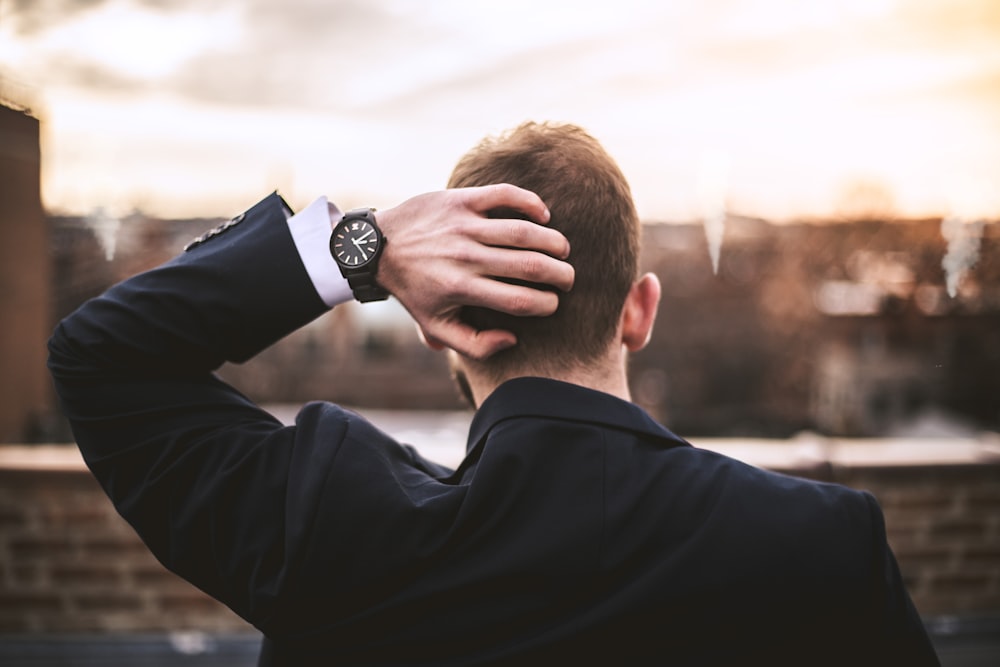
[443,122,659,399]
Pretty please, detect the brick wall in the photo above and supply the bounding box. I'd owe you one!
[837,465,1000,615]
[0,442,997,634]
[0,460,249,634]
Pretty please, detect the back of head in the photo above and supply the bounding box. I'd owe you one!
[448,122,640,381]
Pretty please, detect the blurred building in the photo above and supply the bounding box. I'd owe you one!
[0,102,50,442]
[639,216,1000,437]
[45,209,1000,439]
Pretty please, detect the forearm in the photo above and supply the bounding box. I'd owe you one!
[49,195,327,372]
[47,194,330,465]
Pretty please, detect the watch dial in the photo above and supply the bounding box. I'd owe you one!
[332,219,380,267]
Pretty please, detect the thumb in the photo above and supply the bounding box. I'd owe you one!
[425,320,517,360]
[414,324,446,351]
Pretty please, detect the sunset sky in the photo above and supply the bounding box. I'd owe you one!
[1,0,998,222]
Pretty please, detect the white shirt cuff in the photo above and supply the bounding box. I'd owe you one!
[286,196,353,308]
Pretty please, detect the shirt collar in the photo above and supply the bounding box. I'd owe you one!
[466,376,691,455]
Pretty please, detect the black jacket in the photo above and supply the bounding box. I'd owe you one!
[48,194,938,665]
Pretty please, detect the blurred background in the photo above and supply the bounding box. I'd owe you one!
[1,0,998,664]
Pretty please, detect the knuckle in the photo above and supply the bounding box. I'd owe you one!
[439,274,464,297]
[439,210,468,235]
[440,195,464,220]
[447,244,473,264]
[505,292,536,316]
[506,221,530,246]
[441,272,475,300]
[488,183,509,198]
[519,255,544,280]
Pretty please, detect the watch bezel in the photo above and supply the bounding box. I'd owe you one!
[330,209,384,270]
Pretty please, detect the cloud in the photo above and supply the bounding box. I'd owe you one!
[342,35,614,117]
[159,0,431,111]
[4,0,108,37]
[3,0,207,36]
[893,0,1000,50]
[59,0,671,117]
[40,57,146,93]
[10,0,1000,220]
[16,0,996,120]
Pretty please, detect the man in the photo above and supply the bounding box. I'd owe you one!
[49,122,938,665]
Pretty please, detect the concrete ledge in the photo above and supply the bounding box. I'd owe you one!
[4,433,999,473]
[694,433,1000,473]
[0,445,87,471]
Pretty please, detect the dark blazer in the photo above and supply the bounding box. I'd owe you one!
[48,194,938,666]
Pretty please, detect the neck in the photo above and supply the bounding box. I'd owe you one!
[459,345,632,408]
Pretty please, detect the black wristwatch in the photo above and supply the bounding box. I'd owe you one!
[329,207,389,302]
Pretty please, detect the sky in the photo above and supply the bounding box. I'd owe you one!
[1,0,999,222]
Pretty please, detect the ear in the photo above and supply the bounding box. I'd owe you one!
[415,324,446,351]
[621,272,661,352]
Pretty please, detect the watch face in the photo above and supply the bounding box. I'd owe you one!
[332,218,381,267]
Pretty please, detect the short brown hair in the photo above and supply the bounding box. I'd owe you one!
[448,122,640,377]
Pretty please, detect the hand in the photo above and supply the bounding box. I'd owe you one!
[374,184,575,360]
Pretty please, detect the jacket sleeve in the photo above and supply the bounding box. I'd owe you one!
[46,194,336,627]
[863,492,941,665]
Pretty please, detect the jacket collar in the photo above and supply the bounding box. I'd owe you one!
[466,376,691,455]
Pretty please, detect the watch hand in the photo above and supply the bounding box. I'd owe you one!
[355,229,376,242]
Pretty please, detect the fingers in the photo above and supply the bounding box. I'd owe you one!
[473,246,575,293]
[460,184,550,224]
[449,276,561,317]
[440,229,573,293]
[468,218,571,261]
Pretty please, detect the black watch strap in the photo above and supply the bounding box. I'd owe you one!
[346,274,389,303]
